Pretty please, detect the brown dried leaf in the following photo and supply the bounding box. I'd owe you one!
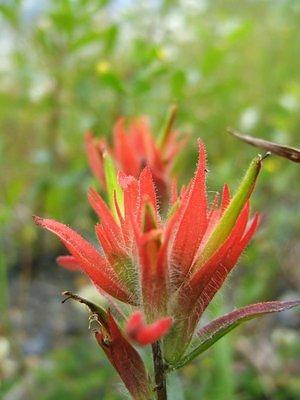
[227,128,300,163]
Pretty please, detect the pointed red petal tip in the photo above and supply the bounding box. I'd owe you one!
[33,216,131,303]
[139,166,158,207]
[84,132,106,186]
[118,171,137,189]
[84,130,93,141]
[56,255,81,271]
[126,312,173,346]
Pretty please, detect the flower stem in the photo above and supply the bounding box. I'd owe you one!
[152,341,167,400]
[0,242,9,332]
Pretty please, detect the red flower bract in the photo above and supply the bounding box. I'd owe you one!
[34,139,262,364]
[95,311,152,400]
[126,312,173,346]
[85,115,185,201]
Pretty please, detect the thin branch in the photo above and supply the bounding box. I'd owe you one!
[152,341,168,400]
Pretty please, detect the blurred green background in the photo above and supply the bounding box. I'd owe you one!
[1,0,300,399]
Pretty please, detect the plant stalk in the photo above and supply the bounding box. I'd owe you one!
[152,341,167,400]
[0,241,9,332]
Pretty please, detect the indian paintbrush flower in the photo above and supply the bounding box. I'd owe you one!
[85,106,185,203]
[34,137,300,400]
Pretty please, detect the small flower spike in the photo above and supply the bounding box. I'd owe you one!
[85,108,185,202]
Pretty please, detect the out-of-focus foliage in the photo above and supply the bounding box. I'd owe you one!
[1,0,300,399]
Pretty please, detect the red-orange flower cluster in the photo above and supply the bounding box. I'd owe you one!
[85,116,185,200]
[34,140,261,359]
[34,123,300,399]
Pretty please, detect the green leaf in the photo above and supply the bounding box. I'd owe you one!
[194,154,263,270]
[157,104,178,151]
[171,300,300,369]
[103,25,119,54]
[70,32,103,52]
[100,71,125,93]
[103,152,123,219]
